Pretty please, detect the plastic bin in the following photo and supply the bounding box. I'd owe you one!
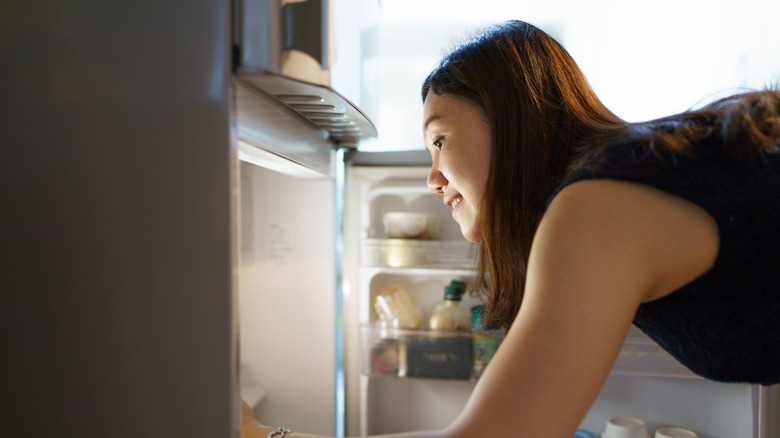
[361,324,473,380]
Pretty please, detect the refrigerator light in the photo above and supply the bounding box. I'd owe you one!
[238,139,327,179]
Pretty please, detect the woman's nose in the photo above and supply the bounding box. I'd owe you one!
[427,165,446,194]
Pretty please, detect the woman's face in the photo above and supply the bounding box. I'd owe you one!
[423,93,492,242]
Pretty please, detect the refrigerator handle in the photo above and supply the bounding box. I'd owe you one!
[755,383,780,438]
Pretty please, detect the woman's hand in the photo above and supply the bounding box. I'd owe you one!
[241,400,270,438]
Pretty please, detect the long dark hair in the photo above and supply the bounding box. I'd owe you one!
[422,20,780,328]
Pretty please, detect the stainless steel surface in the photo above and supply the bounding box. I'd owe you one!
[234,78,334,175]
[1,1,237,436]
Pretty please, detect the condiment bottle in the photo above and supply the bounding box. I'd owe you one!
[470,305,504,378]
[427,280,471,331]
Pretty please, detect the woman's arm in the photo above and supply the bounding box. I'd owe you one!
[243,179,718,438]
[242,400,444,438]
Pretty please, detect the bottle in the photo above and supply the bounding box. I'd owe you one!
[471,304,504,378]
[427,280,472,331]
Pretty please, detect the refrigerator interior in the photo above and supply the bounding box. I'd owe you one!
[342,159,775,438]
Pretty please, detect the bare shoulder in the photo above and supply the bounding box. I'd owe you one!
[541,178,719,302]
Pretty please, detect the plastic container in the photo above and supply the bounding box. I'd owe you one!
[383,212,441,239]
[428,280,472,331]
[367,336,401,376]
[373,284,422,329]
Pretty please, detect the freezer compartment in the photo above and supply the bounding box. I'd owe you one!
[361,324,476,380]
[361,239,478,269]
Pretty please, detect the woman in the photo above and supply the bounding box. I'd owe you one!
[244,20,780,438]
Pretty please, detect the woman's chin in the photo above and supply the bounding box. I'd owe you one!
[459,225,482,243]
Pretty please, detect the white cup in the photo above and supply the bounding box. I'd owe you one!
[655,427,698,438]
[602,416,649,438]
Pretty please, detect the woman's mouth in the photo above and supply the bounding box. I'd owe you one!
[451,196,462,209]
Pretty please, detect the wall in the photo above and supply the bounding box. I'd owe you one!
[333,0,780,152]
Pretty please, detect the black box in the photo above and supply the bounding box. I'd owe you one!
[402,335,473,380]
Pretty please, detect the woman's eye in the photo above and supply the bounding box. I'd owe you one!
[432,137,443,150]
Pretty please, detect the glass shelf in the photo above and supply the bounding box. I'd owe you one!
[361,238,478,269]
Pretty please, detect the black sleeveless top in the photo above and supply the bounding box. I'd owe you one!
[552,139,780,385]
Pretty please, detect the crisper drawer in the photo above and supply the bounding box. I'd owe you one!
[361,239,478,269]
[361,324,502,381]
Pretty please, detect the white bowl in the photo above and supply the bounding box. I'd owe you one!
[383,212,441,239]
[602,417,649,438]
[655,427,698,438]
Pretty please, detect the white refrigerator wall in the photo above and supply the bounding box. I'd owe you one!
[239,162,336,435]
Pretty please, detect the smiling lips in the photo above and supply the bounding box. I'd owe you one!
[450,196,462,208]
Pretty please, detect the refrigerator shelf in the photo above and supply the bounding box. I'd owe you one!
[361,238,478,269]
[365,178,435,202]
[361,325,700,381]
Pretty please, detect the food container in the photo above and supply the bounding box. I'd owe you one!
[401,333,473,380]
[373,284,422,329]
[383,212,441,239]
